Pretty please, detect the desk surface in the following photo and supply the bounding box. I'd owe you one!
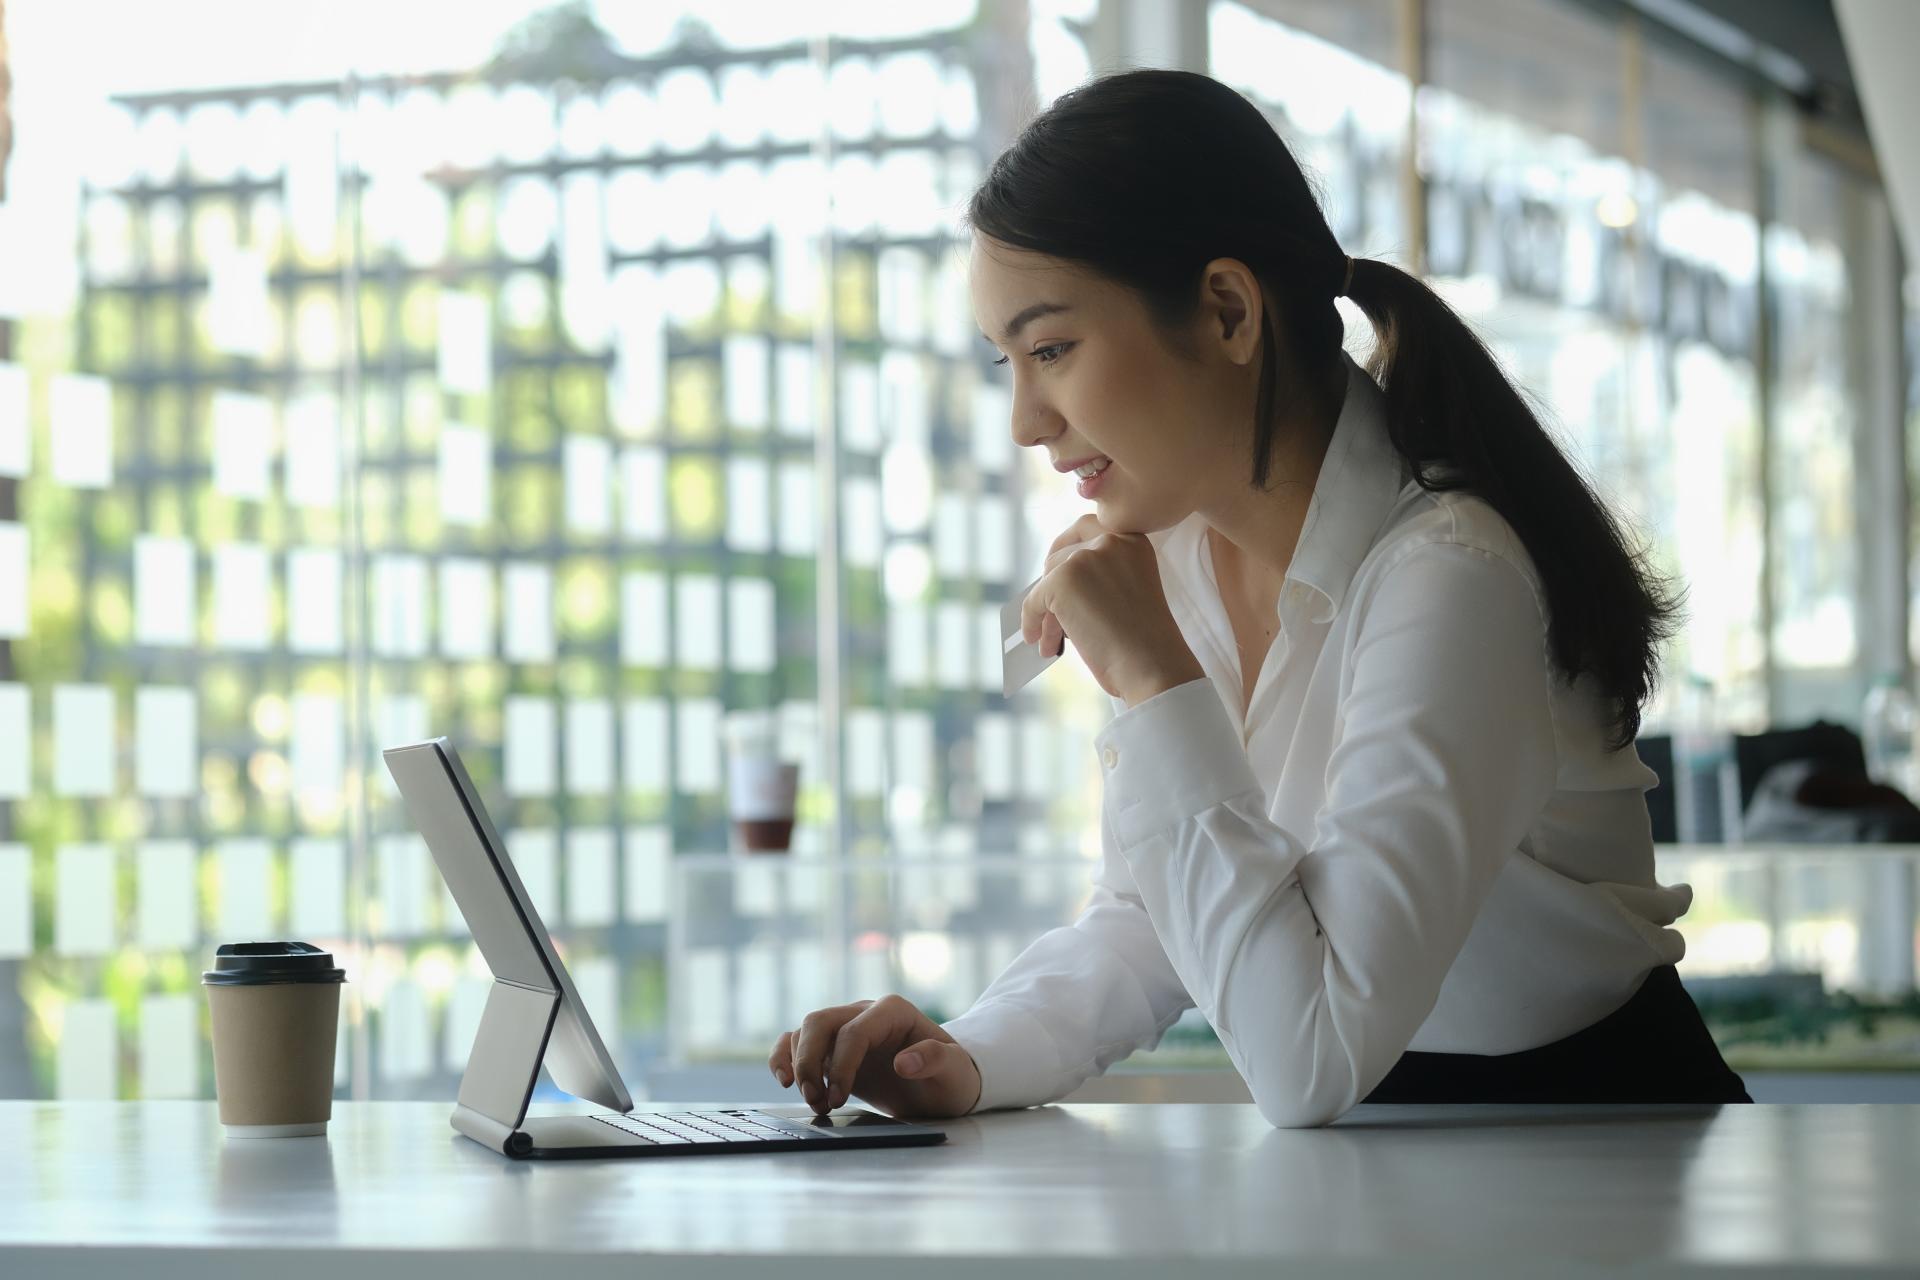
[8,1100,1919,1278]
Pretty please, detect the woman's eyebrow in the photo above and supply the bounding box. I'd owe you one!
[981,301,1073,346]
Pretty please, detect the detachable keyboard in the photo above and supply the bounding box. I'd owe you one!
[592,1109,839,1145]
[492,1106,948,1158]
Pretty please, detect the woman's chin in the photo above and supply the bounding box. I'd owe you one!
[1095,498,1185,537]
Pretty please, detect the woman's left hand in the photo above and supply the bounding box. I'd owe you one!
[1022,514,1207,707]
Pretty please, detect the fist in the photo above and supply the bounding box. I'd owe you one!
[1022,514,1204,705]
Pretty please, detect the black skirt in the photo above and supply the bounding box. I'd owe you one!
[1361,965,1753,1104]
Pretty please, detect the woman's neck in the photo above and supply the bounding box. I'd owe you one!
[1199,367,1346,594]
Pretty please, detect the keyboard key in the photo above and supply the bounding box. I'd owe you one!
[593,1116,661,1143]
[736,1115,801,1135]
[623,1121,693,1144]
[701,1116,771,1137]
[598,1110,844,1145]
[662,1121,728,1141]
[665,1119,718,1135]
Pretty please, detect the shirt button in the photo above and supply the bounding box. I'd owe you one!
[1101,746,1118,770]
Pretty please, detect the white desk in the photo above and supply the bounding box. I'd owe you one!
[8,1100,1918,1277]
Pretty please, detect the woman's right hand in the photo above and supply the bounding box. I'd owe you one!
[768,993,983,1120]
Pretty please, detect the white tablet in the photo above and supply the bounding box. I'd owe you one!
[383,737,632,1116]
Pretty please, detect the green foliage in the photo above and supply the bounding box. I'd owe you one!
[1696,988,1920,1050]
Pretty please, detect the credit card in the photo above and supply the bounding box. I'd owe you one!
[1000,582,1061,697]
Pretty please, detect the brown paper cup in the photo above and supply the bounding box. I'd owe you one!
[203,942,344,1137]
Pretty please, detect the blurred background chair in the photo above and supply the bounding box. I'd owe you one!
[1732,722,1870,817]
[1639,734,1678,845]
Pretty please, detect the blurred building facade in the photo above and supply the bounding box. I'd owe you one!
[0,0,1912,1099]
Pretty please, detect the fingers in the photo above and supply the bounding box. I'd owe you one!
[1022,517,1105,649]
[789,1001,868,1114]
[1039,612,1066,660]
[777,997,982,1118]
[1024,597,1067,658]
[767,1029,794,1088]
[821,994,907,1111]
[894,1037,983,1118]
[892,1036,956,1080]
[1036,543,1082,657]
[1020,574,1052,647]
[1026,547,1102,654]
[1046,513,1105,559]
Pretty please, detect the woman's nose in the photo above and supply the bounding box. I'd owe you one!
[1009,387,1062,451]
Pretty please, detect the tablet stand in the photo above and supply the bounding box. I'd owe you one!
[449,980,561,1157]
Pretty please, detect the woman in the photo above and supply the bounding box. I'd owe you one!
[767,69,1750,1126]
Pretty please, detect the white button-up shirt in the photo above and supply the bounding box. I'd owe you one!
[943,356,1691,1127]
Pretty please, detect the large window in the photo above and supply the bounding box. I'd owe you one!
[1,0,1911,1101]
[1910,278,1920,667]
[1767,140,1901,724]
[0,0,1115,1101]
[1209,0,1411,270]
[1414,0,1771,728]
[1211,0,1903,738]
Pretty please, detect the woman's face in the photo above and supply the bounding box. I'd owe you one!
[968,233,1260,534]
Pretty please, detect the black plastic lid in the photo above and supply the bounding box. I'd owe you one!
[201,941,347,986]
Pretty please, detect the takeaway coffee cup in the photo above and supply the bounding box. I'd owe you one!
[730,757,799,852]
[202,942,345,1137]
[725,711,799,853]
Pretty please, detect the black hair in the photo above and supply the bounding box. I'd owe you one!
[966,68,1677,749]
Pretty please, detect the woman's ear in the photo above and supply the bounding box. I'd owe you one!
[1199,258,1263,366]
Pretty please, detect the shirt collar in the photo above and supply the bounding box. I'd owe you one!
[1284,356,1411,623]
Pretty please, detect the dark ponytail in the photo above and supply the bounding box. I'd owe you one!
[1342,259,1679,747]
[968,68,1678,750]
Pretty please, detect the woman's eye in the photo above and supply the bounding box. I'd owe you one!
[989,342,1073,368]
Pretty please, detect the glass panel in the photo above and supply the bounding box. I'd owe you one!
[1909,277,1920,670]
[1767,143,1887,720]
[668,855,1099,1054]
[3,0,1905,1104]
[1210,0,1410,266]
[1639,40,1765,727]
[1418,0,1771,733]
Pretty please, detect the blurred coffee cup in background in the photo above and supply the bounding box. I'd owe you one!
[725,711,799,853]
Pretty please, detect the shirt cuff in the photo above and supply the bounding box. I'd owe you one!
[1095,677,1264,850]
[941,1002,1063,1114]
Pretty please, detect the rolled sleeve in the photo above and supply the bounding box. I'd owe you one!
[941,1001,1065,1114]
[1095,677,1264,850]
